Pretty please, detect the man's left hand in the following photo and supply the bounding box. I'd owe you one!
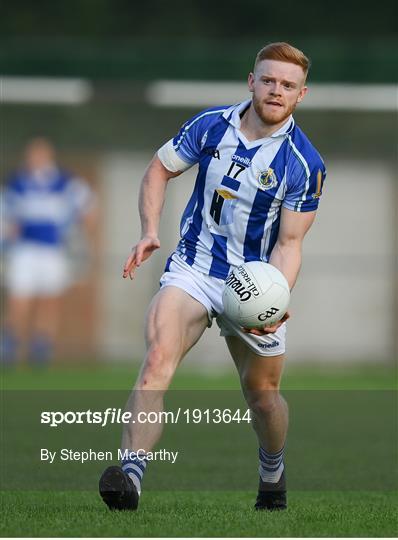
[243,311,290,336]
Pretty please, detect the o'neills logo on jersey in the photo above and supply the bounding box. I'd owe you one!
[231,154,251,167]
[225,268,260,302]
[258,168,278,190]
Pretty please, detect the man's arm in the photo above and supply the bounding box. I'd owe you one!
[123,155,182,280]
[245,207,316,335]
[269,207,316,290]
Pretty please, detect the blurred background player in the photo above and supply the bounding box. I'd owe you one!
[1,137,97,366]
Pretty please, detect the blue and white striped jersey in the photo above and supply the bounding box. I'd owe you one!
[159,99,326,280]
[2,166,93,248]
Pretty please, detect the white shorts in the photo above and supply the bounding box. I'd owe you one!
[159,253,286,357]
[4,243,71,296]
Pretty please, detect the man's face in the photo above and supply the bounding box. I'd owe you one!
[248,59,308,125]
[25,139,55,171]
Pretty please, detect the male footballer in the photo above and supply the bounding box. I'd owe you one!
[99,42,326,511]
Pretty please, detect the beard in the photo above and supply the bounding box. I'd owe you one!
[252,93,296,126]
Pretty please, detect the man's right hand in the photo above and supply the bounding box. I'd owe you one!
[122,235,161,280]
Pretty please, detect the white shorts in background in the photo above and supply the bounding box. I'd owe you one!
[4,243,71,296]
[159,253,286,357]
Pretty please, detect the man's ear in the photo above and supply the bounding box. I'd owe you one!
[297,85,308,103]
[248,72,255,93]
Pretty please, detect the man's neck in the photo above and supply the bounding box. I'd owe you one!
[240,104,289,141]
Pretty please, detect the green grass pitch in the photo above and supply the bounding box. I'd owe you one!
[1,490,397,537]
[1,362,397,537]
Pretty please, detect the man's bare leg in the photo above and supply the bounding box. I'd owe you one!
[100,286,208,509]
[122,286,208,452]
[225,335,288,510]
[225,335,287,451]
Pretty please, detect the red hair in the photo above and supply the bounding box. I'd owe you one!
[254,42,310,76]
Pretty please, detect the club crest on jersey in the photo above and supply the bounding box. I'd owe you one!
[258,168,277,190]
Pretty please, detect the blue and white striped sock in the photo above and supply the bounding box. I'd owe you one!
[259,446,284,483]
[121,452,148,496]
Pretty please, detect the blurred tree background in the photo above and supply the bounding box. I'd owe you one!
[1,0,397,81]
[1,0,397,156]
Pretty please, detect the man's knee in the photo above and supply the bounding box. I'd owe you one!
[243,382,281,417]
[240,364,281,393]
[138,343,180,389]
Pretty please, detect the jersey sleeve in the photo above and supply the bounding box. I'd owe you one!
[171,114,207,165]
[158,107,225,172]
[283,158,326,213]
